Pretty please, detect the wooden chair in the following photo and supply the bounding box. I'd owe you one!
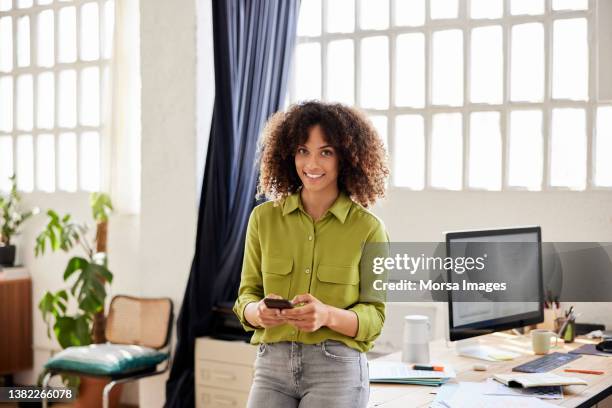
[42,295,174,408]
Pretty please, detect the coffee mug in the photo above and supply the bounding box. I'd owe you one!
[531,329,558,354]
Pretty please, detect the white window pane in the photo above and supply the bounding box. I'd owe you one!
[550,108,586,189]
[36,133,55,192]
[508,110,543,190]
[0,77,12,132]
[0,0,11,11]
[80,131,100,191]
[81,2,100,61]
[431,0,458,19]
[432,30,463,106]
[103,0,114,59]
[511,23,544,102]
[327,0,354,33]
[552,0,588,10]
[297,0,321,36]
[37,10,54,67]
[58,132,77,191]
[37,72,54,129]
[394,0,425,26]
[58,7,76,63]
[16,75,33,131]
[360,0,389,30]
[16,135,33,192]
[396,33,425,108]
[470,0,503,19]
[80,67,100,126]
[17,16,30,67]
[294,43,321,101]
[102,66,110,121]
[37,0,53,5]
[327,40,354,104]
[553,19,588,101]
[0,136,13,191]
[471,26,502,104]
[360,36,389,109]
[469,112,501,190]
[511,0,544,15]
[431,113,462,190]
[395,115,424,189]
[17,0,32,7]
[58,69,76,127]
[0,17,13,72]
[595,107,612,187]
[369,115,387,148]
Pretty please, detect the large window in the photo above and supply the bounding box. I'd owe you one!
[0,0,114,193]
[289,0,612,191]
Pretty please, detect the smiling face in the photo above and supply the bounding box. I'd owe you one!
[294,124,339,195]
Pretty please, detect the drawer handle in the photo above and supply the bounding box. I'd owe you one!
[213,395,237,406]
[211,372,237,381]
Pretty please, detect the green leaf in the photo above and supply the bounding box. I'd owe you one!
[90,193,113,222]
[63,257,89,280]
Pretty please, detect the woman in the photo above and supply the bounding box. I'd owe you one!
[233,101,389,408]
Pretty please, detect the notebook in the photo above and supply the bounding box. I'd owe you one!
[369,361,455,386]
[493,373,587,388]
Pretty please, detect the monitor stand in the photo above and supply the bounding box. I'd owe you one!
[455,337,520,361]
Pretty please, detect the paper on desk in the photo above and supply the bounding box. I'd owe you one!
[368,361,456,381]
[436,382,557,408]
[482,378,563,399]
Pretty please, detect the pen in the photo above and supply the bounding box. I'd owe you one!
[413,364,444,372]
[564,369,604,375]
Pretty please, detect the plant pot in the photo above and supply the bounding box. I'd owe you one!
[0,244,16,266]
[75,376,124,408]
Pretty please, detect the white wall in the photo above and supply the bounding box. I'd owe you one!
[137,0,198,405]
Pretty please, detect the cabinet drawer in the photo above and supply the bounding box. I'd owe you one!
[196,359,254,392]
[196,384,249,408]
[196,338,257,365]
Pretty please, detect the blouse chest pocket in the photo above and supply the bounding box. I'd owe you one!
[316,264,359,308]
[262,257,293,299]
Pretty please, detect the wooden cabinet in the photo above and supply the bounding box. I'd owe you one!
[195,337,256,407]
[0,274,32,375]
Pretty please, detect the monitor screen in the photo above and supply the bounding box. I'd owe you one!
[446,227,544,341]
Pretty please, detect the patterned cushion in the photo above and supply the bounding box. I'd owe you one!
[45,343,168,375]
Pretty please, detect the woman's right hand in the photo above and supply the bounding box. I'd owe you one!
[245,294,287,328]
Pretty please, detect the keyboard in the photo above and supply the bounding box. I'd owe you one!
[512,352,581,373]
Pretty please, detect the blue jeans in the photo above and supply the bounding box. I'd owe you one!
[247,340,369,408]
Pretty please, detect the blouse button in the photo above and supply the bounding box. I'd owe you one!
[308,235,313,241]
[305,268,311,274]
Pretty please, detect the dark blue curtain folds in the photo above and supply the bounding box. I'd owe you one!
[165,1,299,406]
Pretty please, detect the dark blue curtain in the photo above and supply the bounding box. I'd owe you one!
[165,1,299,406]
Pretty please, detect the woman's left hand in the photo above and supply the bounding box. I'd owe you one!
[281,293,330,332]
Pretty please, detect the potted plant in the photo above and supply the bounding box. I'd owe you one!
[36,193,121,407]
[0,175,38,266]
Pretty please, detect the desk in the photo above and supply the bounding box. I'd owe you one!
[369,333,612,408]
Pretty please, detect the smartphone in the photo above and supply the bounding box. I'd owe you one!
[264,298,294,309]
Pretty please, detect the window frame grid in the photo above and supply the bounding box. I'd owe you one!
[0,0,112,193]
[290,0,608,192]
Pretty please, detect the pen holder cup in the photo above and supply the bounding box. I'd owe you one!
[555,317,576,343]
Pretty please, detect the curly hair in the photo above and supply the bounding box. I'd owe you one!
[256,101,389,208]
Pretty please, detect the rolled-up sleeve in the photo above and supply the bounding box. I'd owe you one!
[232,209,263,332]
[349,220,389,343]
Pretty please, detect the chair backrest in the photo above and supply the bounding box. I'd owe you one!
[105,295,174,349]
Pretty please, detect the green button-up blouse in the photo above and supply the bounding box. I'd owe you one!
[233,191,388,352]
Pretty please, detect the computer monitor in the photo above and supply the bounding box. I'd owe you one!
[446,227,544,350]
